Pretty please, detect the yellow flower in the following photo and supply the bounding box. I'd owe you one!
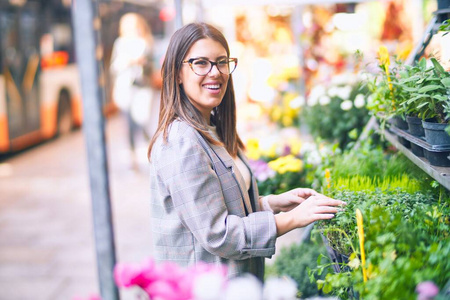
[395,42,412,62]
[378,45,395,106]
[287,138,302,156]
[378,45,390,69]
[356,208,367,283]
[282,115,293,127]
[261,144,277,159]
[325,168,331,189]
[270,106,282,122]
[246,138,261,160]
[268,155,303,174]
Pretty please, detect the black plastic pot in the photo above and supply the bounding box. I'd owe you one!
[397,136,411,149]
[411,143,424,157]
[389,126,450,167]
[424,149,450,167]
[422,120,450,146]
[406,115,425,137]
[393,116,408,130]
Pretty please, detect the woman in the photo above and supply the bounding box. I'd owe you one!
[147,23,345,281]
[111,13,156,161]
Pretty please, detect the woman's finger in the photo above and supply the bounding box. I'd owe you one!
[314,197,346,207]
[313,213,335,221]
[314,206,339,214]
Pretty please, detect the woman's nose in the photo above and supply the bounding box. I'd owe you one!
[208,64,221,76]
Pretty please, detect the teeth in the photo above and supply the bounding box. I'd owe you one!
[203,84,220,89]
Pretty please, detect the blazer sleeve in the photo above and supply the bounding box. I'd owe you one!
[153,129,277,260]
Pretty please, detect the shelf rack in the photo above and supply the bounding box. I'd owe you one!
[382,127,450,190]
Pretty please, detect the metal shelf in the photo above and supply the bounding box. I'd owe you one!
[382,128,450,191]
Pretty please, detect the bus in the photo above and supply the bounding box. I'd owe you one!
[0,0,167,154]
[0,0,82,153]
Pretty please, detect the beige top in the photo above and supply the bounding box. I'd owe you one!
[208,125,251,191]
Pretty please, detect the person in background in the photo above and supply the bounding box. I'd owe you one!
[147,22,345,281]
[111,12,156,167]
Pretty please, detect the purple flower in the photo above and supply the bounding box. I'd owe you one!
[416,281,439,300]
[282,145,291,156]
[248,159,276,182]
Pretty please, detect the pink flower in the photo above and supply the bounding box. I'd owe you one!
[416,281,439,300]
[145,262,191,300]
[114,258,157,288]
[114,259,228,300]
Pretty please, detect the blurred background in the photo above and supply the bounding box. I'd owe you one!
[0,0,447,299]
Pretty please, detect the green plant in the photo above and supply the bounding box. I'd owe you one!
[396,57,450,123]
[312,189,450,299]
[274,238,331,298]
[302,81,371,150]
[438,19,450,34]
[365,46,407,130]
[315,140,435,194]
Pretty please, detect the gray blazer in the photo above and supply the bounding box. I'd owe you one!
[149,120,277,280]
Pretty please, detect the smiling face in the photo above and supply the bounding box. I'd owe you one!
[178,38,229,123]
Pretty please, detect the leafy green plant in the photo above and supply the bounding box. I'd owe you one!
[302,81,371,150]
[365,46,407,130]
[315,140,435,194]
[273,238,331,298]
[396,57,450,123]
[312,189,450,299]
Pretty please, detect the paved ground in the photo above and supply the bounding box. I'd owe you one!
[0,115,305,300]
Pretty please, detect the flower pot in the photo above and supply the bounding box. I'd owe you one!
[393,116,408,130]
[397,136,411,148]
[411,143,424,157]
[424,149,450,167]
[422,120,450,146]
[320,233,349,273]
[406,116,424,137]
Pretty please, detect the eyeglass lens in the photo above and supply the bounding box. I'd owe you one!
[191,59,236,75]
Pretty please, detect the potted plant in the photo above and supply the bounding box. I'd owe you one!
[400,58,450,145]
[366,46,411,147]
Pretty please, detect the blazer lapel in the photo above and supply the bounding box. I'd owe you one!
[209,143,254,215]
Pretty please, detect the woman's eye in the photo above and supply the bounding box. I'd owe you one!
[218,60,228,65]
[194,60,208,66]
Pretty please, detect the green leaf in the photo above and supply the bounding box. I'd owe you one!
[323,282,332,294]
[441,78,450,87]
[431,94,448,101]
[431,57,446,76]
[316,279,324,290]
[417,85,442,93]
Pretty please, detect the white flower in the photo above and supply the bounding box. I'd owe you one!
[193,272,227,300]
[263,276,298,300]
[340,99,353,111]
[337,85,352,100]
[289,95,305,108]
[328,86,339,97]
[299,142,318,156]
[319,95,331,106]
[305,150,322,166]
[354,94,366,108]
[225,273,263,300]
[307,85,326,106]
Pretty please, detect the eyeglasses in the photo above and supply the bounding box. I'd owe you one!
[182,57,238,76]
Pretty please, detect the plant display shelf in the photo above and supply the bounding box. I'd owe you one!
[382,126,450,191]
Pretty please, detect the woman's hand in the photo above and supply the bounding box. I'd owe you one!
[264,188,319,214]
[274,194,346,236]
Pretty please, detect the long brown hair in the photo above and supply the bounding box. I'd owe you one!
[147,22,244,159]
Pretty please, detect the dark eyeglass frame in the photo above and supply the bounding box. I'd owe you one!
[182,57,238,76]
